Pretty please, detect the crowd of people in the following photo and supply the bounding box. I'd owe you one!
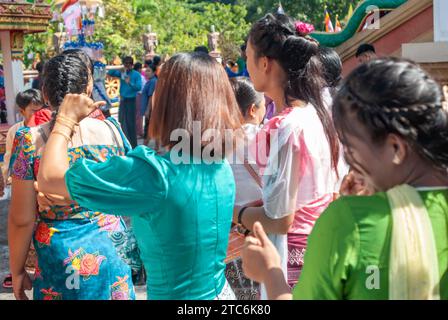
[1,12,448,300]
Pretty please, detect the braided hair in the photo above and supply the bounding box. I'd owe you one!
[333,57,448,172]
[42,49,93,110]
[248,13,340,174]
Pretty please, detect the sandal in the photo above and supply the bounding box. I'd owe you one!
[2,273,12,289]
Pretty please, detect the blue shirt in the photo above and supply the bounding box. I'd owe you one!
[140,76,158,115]
[108,69,142,99]
[225,66,249,78]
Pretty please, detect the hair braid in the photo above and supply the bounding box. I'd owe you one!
[334,57,448,172]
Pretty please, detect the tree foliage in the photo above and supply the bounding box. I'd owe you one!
[237,0,359,31]
[94,0,141,61]
[23,0,355,67]
[134,0,250,57]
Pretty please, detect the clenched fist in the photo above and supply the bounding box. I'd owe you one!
[57,93,106,124]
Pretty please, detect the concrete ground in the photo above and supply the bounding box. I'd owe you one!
[0,196,147,300]
[0,198,14,300]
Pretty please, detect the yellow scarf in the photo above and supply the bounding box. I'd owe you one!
[387,184,440,300]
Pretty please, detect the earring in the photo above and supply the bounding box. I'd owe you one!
[393,154,401,165]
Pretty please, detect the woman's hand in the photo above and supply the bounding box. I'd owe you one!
[34,182,77,211]
[12,271,33,300]
[241,222,281,284]
[57,93,106,124]
[340,171,375,196]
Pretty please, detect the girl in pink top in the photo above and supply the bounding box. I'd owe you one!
[232,13,346,293]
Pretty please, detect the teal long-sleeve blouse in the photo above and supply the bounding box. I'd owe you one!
[65,146,235,300]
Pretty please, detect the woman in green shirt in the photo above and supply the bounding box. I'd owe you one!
[36,52,243,300]
[241,58,448,300]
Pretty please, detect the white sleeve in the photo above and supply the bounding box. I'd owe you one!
[262,131,301,219]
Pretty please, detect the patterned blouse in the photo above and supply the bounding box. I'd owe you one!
[9,118,139,300]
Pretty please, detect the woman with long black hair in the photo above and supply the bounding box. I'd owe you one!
[232,13,345,294]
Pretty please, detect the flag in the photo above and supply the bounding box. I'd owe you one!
[325,7,334,32]
[335,14,342,32]
[343,3,354,24]
[347,4,354,20]
[61,1,82,37]
[61,0,79,13]
[277,2,285,15]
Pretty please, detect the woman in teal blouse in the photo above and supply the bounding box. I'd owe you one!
[36,52,243,300]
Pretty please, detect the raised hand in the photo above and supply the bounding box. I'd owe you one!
[57,93,106,124]
[241,221,281,284]
[340,170,375,196]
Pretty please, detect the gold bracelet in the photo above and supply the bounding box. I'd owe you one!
[55,117,77,132]
[52,130,72,143]
[57,114,78,125]
[57,114,79,127]
[55,118,76,131]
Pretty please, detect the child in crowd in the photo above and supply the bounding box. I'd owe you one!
[2,89,51,187]
[2,89,51,289]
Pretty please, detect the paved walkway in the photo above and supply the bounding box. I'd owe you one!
[0,197,147,300]
[0,198,13,300]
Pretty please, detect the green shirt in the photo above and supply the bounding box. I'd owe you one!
[293,190,448,300]
[65,146,235,300]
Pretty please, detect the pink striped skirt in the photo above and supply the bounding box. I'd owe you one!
[287,233,308,288]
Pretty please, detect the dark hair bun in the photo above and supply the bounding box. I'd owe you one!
[249,12,340,176]
[281,36,318,75]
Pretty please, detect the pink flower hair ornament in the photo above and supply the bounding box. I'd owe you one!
[295,21,315,35]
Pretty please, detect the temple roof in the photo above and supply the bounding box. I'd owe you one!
[0,1,52,34]
[311,0,408,47]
